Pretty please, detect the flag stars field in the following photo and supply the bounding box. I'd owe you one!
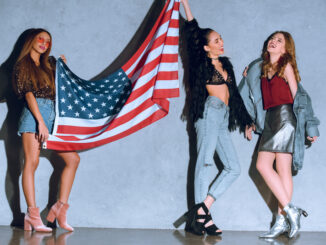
[46,0,180,150]
[56,61,132,120]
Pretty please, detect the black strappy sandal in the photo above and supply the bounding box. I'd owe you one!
[204,212,222,236]
[174,203,206,236]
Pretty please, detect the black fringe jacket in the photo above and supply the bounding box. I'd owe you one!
[184,19,253,132]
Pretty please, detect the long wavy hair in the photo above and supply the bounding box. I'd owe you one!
[261,31,301,82]
[187,27,215,122]
[13,28,55,94]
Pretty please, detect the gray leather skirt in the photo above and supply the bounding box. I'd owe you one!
[258,104,296,153]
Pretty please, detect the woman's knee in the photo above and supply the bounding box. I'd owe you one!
[256,160,265,174]
[256,160,274,175]
[24,155,40,168]
[256,152,276,174]
[66,153,80,169]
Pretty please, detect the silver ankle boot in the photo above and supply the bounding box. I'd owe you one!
[283,203,308,238]
[259,214,290,238]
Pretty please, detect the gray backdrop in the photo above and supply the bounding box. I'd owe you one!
[0,0,325,231]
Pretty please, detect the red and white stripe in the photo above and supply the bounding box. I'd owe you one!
[45,0,180,151]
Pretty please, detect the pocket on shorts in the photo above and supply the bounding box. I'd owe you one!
[18,107,33,126]
[17,106,37,135]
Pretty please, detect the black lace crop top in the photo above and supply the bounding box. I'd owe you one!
[206,69,231,86]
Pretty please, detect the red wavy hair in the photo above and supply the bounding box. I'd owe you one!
[261,31,301,82]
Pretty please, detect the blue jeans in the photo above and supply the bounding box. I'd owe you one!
[194,96,240,203]
[18,98,55,136]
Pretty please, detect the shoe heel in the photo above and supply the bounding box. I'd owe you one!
[173,212,190,228]
[46,210,56,223]
[301,209,308,217]
[24,219,32,231]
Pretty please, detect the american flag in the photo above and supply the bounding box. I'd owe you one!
[45,0,180,151]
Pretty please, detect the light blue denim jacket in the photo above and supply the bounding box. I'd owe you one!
[238,58,320,171]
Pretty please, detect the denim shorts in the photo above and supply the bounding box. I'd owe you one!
[18,98,55,136]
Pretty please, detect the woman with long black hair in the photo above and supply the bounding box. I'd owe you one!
[175,0,253,236]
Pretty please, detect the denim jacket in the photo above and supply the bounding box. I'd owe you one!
[238,58,320,171]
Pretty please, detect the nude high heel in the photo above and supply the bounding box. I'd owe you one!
[24,207,52,232]
[47,201,74,232]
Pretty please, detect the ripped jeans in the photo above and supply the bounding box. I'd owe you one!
[194,96,241,203]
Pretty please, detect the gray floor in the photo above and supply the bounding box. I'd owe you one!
[0,226,325,245]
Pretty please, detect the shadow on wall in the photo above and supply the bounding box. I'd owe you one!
[178,17,224,210]
[178,16,196,208]
[91,0,165,80]
[0,29,65,227]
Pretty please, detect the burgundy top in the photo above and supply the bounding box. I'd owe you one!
[261,75,294,110]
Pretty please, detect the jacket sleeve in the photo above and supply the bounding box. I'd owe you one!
[238,76,256,120]
[238,58,266,133]
[304,93,320,137]
[183,19,202,61]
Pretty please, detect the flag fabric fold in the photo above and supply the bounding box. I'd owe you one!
[45,0,180,151]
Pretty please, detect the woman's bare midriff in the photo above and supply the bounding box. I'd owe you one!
[206,84,229,105]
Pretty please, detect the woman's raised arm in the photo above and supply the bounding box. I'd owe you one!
[180,0,194,21]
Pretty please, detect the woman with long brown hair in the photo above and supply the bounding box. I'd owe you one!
[13,28,80,232]
[245,31,319,238]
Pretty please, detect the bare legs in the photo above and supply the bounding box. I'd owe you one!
[203,195,215,210]
[56,151,80,204]
[22,133,51,231]
[22,133,79,208]
[256,151,308,238]
[22,133,42,207]
[256,151,293,212]
[276,153,293,214]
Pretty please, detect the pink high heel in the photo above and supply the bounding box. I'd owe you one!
[24,207,52,232]
[47,201,74,232]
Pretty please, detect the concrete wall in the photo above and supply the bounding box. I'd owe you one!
[0,0,325,231]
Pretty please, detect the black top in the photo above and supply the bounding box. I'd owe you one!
[206,68,231,86]
[13,56,56,100]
